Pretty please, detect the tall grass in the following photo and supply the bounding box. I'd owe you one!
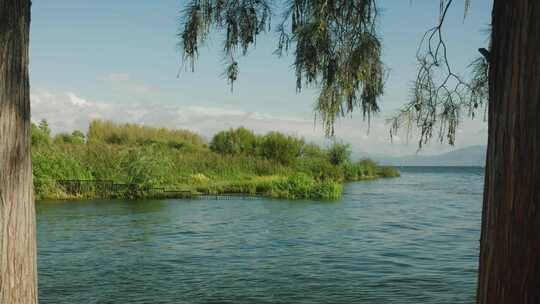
[87,120,205,147]
[33,121,398,201]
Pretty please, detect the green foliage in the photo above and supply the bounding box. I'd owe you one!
[268,173,315,199]
[341,162,363,181]
[294,157,343,181]
[377,166,401,178]
[180,0,272,83]
[31,123,51,146]
[388,3,489,149]
[75,144,125,181]
[302,143,325,158]
[327,142,351,166]
[87,120,204,147]
[32,147,92,199]
[71,130,85,142]
[32,121,398,201]
[259,132,304,164]
[120,147,174,189]
[53,131,85,145]
[357,159,378,177]
[266,173,342,200]
[180,0,382,135]
[179,1,484,148]
[38,119,51,136]
[210,127,258,155]
[311,181,343,201]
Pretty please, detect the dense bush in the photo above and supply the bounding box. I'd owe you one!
[31,123,51,147]
[301,143,325,158]
[294,157,343,181]
[259,132,304,164]
[87,120,204,147]
[32,147,92,199]
[377,166,401,178]
[341,162,362,181]
[31,121,398,201]
[327,142,351,165]
[358,159,378,176]
[266,173,342,200]
[120,148,174,189]
[53,131,85,145]
[210,127,258,155]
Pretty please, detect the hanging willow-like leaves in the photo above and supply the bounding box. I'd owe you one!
[179,0,272,80]
[388,0,489,148]
[179,0,383,136]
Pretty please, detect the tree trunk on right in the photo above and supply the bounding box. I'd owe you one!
[477,1,540,303]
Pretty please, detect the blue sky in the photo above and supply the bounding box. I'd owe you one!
[30,0,492,156]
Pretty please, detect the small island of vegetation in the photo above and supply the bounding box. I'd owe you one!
[32,119,399,201]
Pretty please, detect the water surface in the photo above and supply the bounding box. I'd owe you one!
[37,166,484,303]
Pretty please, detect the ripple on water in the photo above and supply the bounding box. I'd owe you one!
[37,167,483,304]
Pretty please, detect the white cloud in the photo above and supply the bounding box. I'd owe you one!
[30,89,488,157]
[66,92,88,106]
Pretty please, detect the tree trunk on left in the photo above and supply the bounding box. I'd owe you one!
[0,1,37,303]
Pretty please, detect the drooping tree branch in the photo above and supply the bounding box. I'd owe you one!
[179,0,272,89]
[388,0,489,149]
[179,0,383,136]
[275,0,383,135]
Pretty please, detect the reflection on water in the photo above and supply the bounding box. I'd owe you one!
[37,167,484,304]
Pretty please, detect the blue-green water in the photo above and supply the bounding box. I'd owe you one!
[37,167,484,304]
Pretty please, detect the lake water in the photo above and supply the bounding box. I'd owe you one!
[37,167,484,304]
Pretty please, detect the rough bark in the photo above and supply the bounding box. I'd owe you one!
[477,0,540,303]
[0,0,37,303]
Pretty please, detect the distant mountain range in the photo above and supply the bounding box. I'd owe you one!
[376,145,487,167]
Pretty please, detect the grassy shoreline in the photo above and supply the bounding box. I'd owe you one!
[36,174,388,202]
[33,120,399,201]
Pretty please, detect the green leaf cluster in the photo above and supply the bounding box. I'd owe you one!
[32,120,398,201]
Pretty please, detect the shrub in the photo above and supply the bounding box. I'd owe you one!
[377,166,401,178]
[302,143,325,158]
[31,123,51,147]
[31,120,398,200]
[358,159,378,176]
[294,157,343,181]
[327,142,351,166]
[120,147,174,189]
[342,162,361,180]
[209,127,258,155]
[38,119,51,136]
[87,120,204,147]
[265,173,342,200]
[259,132,304,164]
[190,173,210,184]
[32,147,92,197]
[311,181,342,200]
[71,130,85,140]
[77,144,125,181]
[53,131,85,145]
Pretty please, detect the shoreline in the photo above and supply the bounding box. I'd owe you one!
[35,174,395,202]
[32,121,400,202]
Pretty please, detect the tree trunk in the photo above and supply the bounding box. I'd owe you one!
[0,1,37,303]
[477,0,540,303]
